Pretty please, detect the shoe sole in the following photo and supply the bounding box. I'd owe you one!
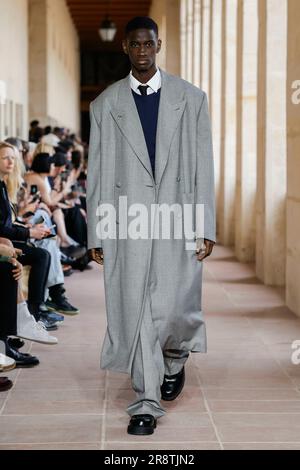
[15,363,39,368]
[0,382,13,392]
[46,305,79,316]
[17,335,57,345]
[127,420,157,435]
[127,426,155,436]
[0,363,16,373]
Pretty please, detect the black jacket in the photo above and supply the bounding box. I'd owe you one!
[0,180,30,241]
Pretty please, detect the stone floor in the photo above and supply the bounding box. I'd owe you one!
[1,245,300,450]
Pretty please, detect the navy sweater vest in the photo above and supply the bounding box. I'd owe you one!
[132,89,161,180]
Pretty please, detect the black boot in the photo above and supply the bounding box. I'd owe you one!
[47,284,79,316]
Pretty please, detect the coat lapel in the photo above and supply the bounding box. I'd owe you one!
[155,70,186,187]
[110,70,186,186]
[110,75,153,179]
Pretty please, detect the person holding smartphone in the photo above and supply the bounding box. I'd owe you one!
[0,142,55,326]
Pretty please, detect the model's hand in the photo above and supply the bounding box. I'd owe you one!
[88,248,104,265]
[196,239,215,262]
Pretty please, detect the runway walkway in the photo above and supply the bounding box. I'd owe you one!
[1,245,300,450]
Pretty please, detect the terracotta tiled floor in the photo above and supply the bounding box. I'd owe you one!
[1,245,300,450]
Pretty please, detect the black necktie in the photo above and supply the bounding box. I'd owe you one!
[138,85,149,96]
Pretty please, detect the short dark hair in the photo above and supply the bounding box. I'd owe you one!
[71,150,82,169]
[5,137,22,151]
[53,152,67,168]
[125,17,158,37]
[31,153,51,174]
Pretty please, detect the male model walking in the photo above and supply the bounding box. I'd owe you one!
[87,16,216,435]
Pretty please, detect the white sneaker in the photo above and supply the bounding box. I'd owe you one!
[17,302,58,345]
[0,353,16,372]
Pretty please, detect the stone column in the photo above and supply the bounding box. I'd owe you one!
[286,0,300,316]
[29,0,80,131]
[180,0,188,79]
[218,0,238,246]
[210,0,223,227]
[256,0,287,285]
[150,0,167,70]
[28,0,47,124]
[235,0,258,262]
[201,0,211,95]
[186,0,194,83]
[165,0,181,76]
[193,0,202,88]
[151,0,181,75]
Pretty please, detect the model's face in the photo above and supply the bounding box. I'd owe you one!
[0,147,15,178]
[122,29,161,72]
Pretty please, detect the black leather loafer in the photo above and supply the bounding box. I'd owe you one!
[127,414,157,435]
[0,377,13,392]
[5,342,40,368]
[161,367,185,401]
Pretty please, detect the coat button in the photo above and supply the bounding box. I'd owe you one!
[177,176,181,182]
[115,182,121,188]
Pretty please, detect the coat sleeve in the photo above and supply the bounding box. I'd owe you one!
[0,201,30,241]
[86,101,102,250]
[0,222,29,242]
[195,92,216,243]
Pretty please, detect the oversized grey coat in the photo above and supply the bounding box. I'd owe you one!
[87,69,216,374]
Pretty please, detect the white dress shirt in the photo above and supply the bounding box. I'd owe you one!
[129,68,161,95]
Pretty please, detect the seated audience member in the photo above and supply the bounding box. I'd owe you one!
[0,142,58,328]
[29,120,43,143]
[0,240,43,369]
[50,152,87,249]
[44,126,52,136]
[0,238,58,344]
[25,152,86,259]
[0,242,17,381]
[41,127,64,148]
[32,142,55,158]
[14,152,79,315]
[22,140,36,171]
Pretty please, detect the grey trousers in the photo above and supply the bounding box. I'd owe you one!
[126,293,189,419]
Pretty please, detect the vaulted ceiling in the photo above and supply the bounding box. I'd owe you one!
[66,0,152,51]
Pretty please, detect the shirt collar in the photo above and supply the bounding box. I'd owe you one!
[129,68,161,94]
